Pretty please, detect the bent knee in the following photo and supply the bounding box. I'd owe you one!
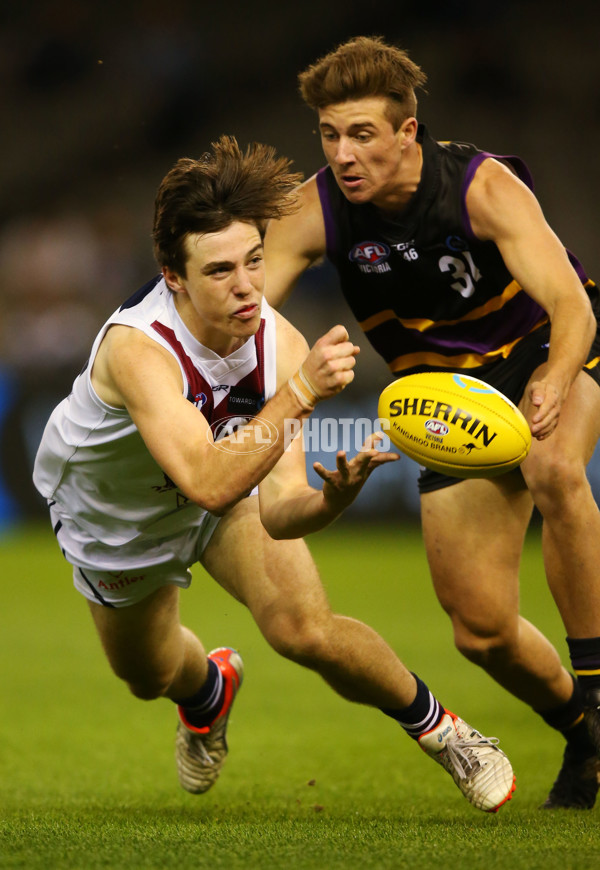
[452,620,519,668]
[112,665,175,701]
[127,680,169,701]
[263,615,331,664]
[523,451,588,510]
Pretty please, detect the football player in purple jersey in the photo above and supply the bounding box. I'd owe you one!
[265,36,600,809]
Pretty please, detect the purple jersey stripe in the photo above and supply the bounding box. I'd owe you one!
[317,167,338,261]
[366,294,546,361]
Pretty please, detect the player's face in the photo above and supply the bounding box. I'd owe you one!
[318,97,416,210]
[164,221,265,356]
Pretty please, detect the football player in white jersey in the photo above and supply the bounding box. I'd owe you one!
[34,136,515,811]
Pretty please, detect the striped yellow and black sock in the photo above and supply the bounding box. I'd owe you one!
[567,636,600,696]
[536,675,595,759]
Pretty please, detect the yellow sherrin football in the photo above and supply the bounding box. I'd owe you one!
[378,372,532,478]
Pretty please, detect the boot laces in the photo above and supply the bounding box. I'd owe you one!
[444,733,499,780]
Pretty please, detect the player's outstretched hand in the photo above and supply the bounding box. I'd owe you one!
[313,432,399,513]
[298,325,360,404]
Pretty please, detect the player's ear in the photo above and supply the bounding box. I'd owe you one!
[399,117,418,148]
[162,266,185,293]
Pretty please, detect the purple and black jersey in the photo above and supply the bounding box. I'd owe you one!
[317,124,594,378]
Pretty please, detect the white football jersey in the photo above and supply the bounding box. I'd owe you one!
[33,276,277,545]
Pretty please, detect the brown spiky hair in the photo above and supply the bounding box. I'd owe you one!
[299,36,427,130]
[152,135,303,276]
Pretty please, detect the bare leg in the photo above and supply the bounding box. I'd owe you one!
[421,472,574,711]
[88,584,208,700]
[201,497,418,709]
[521,370,600,637]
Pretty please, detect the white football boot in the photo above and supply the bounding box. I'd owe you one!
[175,647,244,794]
[418,710,516,812]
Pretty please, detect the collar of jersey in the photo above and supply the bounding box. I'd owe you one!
[165,287,257,379]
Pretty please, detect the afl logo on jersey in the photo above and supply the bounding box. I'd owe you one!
[445,235,468,252]
[349,241,390,265]
[193,392,207,408]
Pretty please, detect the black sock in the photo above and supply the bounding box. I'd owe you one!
[380,673,444,740]
[567,636,600,694]
[537,674,595,760]
[172,658,224,728]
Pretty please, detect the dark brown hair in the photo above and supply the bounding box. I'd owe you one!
[299,36,427,129]
[152,135,302,276]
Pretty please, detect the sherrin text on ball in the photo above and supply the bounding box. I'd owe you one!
[378,372,532,478]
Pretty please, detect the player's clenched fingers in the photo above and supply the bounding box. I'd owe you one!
[321,324,350,345]
[306,357,356,397]
[295,328,361,408]
[314,325,359,359]
[324,341,360,365]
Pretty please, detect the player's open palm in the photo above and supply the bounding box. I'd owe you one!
[313,432,399,511]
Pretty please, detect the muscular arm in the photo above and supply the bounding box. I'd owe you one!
[264,175,327,310]
[91,317,358,515]
[259,313,398,539]
[466,159,596,438]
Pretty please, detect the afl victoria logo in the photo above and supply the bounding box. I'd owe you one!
[349,241,391,265]
[425,419,449,436]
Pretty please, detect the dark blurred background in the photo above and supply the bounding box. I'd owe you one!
[2,0,600,527]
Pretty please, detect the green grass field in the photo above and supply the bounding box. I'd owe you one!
[2,521,600,869]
